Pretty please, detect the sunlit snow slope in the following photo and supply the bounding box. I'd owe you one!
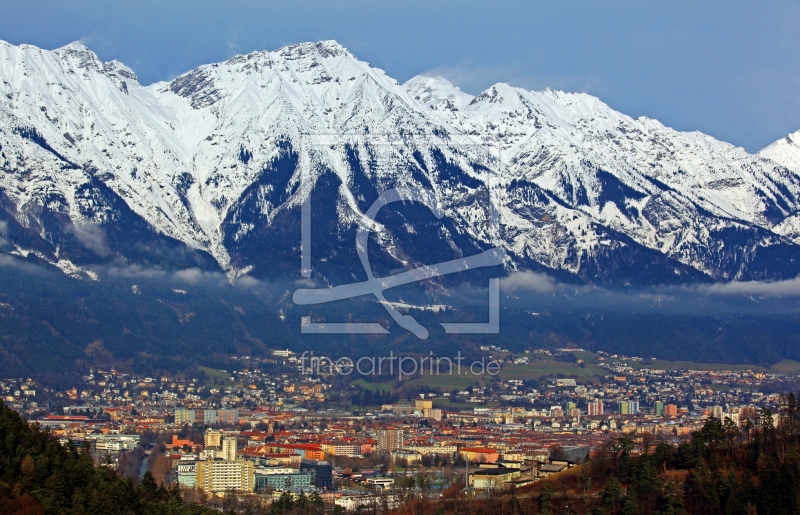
[2,40,800,284]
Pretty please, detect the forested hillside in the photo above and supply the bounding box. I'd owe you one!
[0,403,214,515]
[5,261,800,385]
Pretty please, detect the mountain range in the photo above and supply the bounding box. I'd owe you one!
[2,39,800,286]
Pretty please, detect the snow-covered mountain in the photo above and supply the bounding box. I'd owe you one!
[2,39,800,285]
[761,130,800,174]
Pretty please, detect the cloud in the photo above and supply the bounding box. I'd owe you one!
[0,221,7,236]
[104,263,265,289]
[498,270,800,300]
[173,267,205,284]
[233,275,261,288]
[173,267,234,286]
[294,277,318,288]
[68,223,110,257]
[500,271,557,293]
[105,264,168,280]
[419,61,603,97]
[695,276,800,297]
[0,255,19,267]
[0,254,48,275]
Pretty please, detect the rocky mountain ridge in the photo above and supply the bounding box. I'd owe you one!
[1,39,800,285]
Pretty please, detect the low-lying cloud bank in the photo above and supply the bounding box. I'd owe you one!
[693,277,800,297]
[7,250,800,315]
[500,271,558,293]
[0,255,265,291]
[500,270,800,298]
[105,264,262,289]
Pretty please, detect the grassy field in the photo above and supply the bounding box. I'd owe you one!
[199,366,231,382]
[769,360,800,374]
[350,378,396,392]
[500,360,605,380]
[404,371,490,390]
[373,354,604,391]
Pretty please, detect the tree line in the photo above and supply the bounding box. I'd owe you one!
[0,402,216,515]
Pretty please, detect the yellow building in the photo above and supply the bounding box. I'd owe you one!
[204,429,222,449]
[415,399,433,410]
[196,460,254,494]
[469,468,521,490]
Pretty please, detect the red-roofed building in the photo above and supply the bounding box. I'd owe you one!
[165,435,201,452]
[459,447,499,463]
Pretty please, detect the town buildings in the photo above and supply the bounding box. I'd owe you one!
[376,428,404,456]
[196,459,255,494]
[6,349,797,506]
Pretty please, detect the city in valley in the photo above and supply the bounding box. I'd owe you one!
[5,346,796,511]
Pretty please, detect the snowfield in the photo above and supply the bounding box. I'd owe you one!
[1,39,799,284]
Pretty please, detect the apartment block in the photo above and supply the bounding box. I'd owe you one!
[196,460,254,494]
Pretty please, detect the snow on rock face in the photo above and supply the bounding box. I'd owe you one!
[760,130,800,174]
[405,75,474,110]
[407,77,800,277]
[1,38,800,284]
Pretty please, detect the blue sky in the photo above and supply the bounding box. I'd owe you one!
[1,0,798,152]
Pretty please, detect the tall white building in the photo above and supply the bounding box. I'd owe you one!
[221,436,237,461]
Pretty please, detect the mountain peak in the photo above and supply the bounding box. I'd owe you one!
[314,39,350,57]
[52,40,103,69]
[760,128,800,173]
[49,41,139,90]
[55,41,91,52]
[54,40,97,59]
[404,75,474,111]
[277,40,352,60]
[468,83,516,105]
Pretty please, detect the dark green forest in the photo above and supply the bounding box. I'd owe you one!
[0,402,215,515]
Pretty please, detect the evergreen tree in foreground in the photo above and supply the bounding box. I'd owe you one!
[0,403,214,515]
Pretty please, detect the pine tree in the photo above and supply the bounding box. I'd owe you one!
[621,489,638,515]
[601,477,623,515]
[540,481,554,515]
